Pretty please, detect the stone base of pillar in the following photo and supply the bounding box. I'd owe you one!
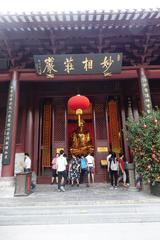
[143,183,151,194]
[128,163,135,187]
[0,177,15,198]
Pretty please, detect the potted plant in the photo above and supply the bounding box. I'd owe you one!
[126,109,160,196]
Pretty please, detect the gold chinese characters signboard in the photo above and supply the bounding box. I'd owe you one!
[34,53,122,78]
[97,147,108,153]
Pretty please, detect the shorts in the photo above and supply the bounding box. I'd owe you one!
[88,166,94,173]
[52,169,57,177]
[57,170,67,180]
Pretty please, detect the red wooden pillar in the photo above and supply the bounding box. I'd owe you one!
[2,70,19,176]
[33,97,40,174]
[25,104,33,157]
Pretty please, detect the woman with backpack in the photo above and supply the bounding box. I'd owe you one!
[107,152,119,189]
[80,154,88,186]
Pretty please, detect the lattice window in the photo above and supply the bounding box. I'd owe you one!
[42,101,52,167]
[108,99,121,153]
[54,105,65,141]
[95,104,106,140]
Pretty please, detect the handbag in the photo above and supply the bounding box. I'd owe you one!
[100,159,108,167]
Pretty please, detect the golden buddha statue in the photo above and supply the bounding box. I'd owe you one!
[70,121,94,155]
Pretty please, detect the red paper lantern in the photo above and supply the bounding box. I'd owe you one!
[68,94,90,111]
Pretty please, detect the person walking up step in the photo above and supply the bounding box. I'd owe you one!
[108,152,119,189]
[86,153,95,186]
[56,150,67,192]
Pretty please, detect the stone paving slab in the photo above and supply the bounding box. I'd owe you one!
[0,184,160,226]
[0,183,159,207]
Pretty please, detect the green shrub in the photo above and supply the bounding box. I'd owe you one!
[126,109,160,184]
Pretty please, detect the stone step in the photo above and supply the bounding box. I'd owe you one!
[0,203,160,225]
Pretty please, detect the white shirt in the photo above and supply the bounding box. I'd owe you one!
[107,154,112,171]
[107,154,112,161]
[86,155,94,167]
[56,154,67,172]
[24,156,31,169]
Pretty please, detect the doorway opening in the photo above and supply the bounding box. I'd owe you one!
[67,103,94,157]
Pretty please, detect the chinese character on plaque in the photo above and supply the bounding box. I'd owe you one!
[64,57,74,74]
[100,56,114,77]
[43,57,57,78]
[82,57,93,71]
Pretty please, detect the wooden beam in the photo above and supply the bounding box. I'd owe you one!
[145,69,160,79]
[18,69,138,81]
[0,73,11,81]
[1,66,160,82]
